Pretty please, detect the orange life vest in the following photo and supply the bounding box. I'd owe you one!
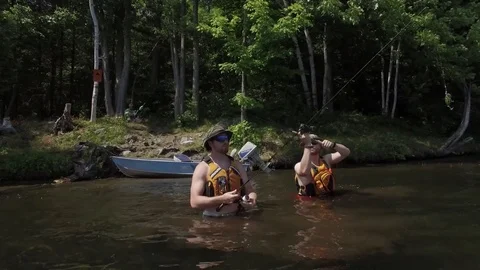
[295,160,335,196]
[203,155,244,197]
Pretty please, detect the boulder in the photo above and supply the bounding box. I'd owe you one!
[54,141,123,183]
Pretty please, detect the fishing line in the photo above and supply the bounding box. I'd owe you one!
[304,6,428,126]
[130,39,161,104]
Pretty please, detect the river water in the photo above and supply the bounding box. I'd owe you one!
[1,159,480,269]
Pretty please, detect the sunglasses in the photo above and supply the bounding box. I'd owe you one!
[213,134,230,142]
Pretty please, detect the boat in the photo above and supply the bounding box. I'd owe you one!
[111,141,272,178]
[111,155,200,178]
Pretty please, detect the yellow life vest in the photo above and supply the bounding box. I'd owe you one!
[203,155,244,197]
[295,160,335,196]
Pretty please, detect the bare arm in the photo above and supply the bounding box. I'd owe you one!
[297,147,312,176]
[323,143,351,166]
[296,133,313,175]
[189,162,228,209]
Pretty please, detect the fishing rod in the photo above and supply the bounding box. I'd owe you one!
[216,177,254,212]
[214,6,431,211]
[302,6,429,126]
[129,39,161,104]
[249,7,429,137]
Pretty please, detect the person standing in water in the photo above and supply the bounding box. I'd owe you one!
[190,124,257,217]
[294,131,351,197]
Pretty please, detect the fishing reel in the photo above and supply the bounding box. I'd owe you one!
[297,123,315,134]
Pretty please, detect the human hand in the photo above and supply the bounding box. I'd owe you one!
[295,131,311,146]
[221,190,241,204]
[321,139,335,149]
[239,195,257,210]
[298,123,313,134]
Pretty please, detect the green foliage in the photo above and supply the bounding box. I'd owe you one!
[199,0,293,76]
[0,4,35,81]
[0,150,72,181]
[3,0,480,183]
[2,112,479,182]
[231,92,263,110]
[228,120,262,149]
[318,0,343,17]
[411,2,480,82]
[175,110,198,128]
[53,117,128,149]
[273,112,448,163]
[1,0,480,164]
[274,2,312,36]
[0,117,134,181]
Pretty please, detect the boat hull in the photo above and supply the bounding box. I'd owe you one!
[111,156,252,178]
[111,156,199,178]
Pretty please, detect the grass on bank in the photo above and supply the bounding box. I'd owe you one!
[0,117,129,181]
[0,112,477,181]
[312,113,448,163]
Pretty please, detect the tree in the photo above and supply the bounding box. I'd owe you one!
[199,0,280,121]
[88,0,100,122]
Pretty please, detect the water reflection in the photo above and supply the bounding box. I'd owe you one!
[186,213,261,252]
[293,196,340,223]
[289,196,343,260]
[1,161,480,269]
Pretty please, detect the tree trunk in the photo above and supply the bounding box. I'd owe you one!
[240,6,247,122]
[35,41,46,117]
[304,28,317,110]
[384,44,394,116]
[98,10,114,117]
[380,43,385,114]
[89,0,100,122]
[321,22,333,114]
[171,36,181,119]
[179,0,186,115]
[240,71,246,122]
[69,28,76,102]
[390,41,401,119]
[115,0,132,116]
[192,0,200,121]
[101,32,114,116]
[114,6,124,110]
[53,103,74,135]
[281,0,311,110]
[151,46,160,89]
[292,35,311,110]
[59,29,64,98]
[439,84,472,154]
[49,39,57,116]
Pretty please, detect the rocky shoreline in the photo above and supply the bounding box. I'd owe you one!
[1,117,479,183]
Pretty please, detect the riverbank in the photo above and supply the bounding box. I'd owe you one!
[1,113,478,182]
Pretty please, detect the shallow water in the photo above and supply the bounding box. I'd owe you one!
[1,160,480,269]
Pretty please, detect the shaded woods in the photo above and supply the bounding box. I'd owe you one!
[2,1,479,122]
[1,1,480,172]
